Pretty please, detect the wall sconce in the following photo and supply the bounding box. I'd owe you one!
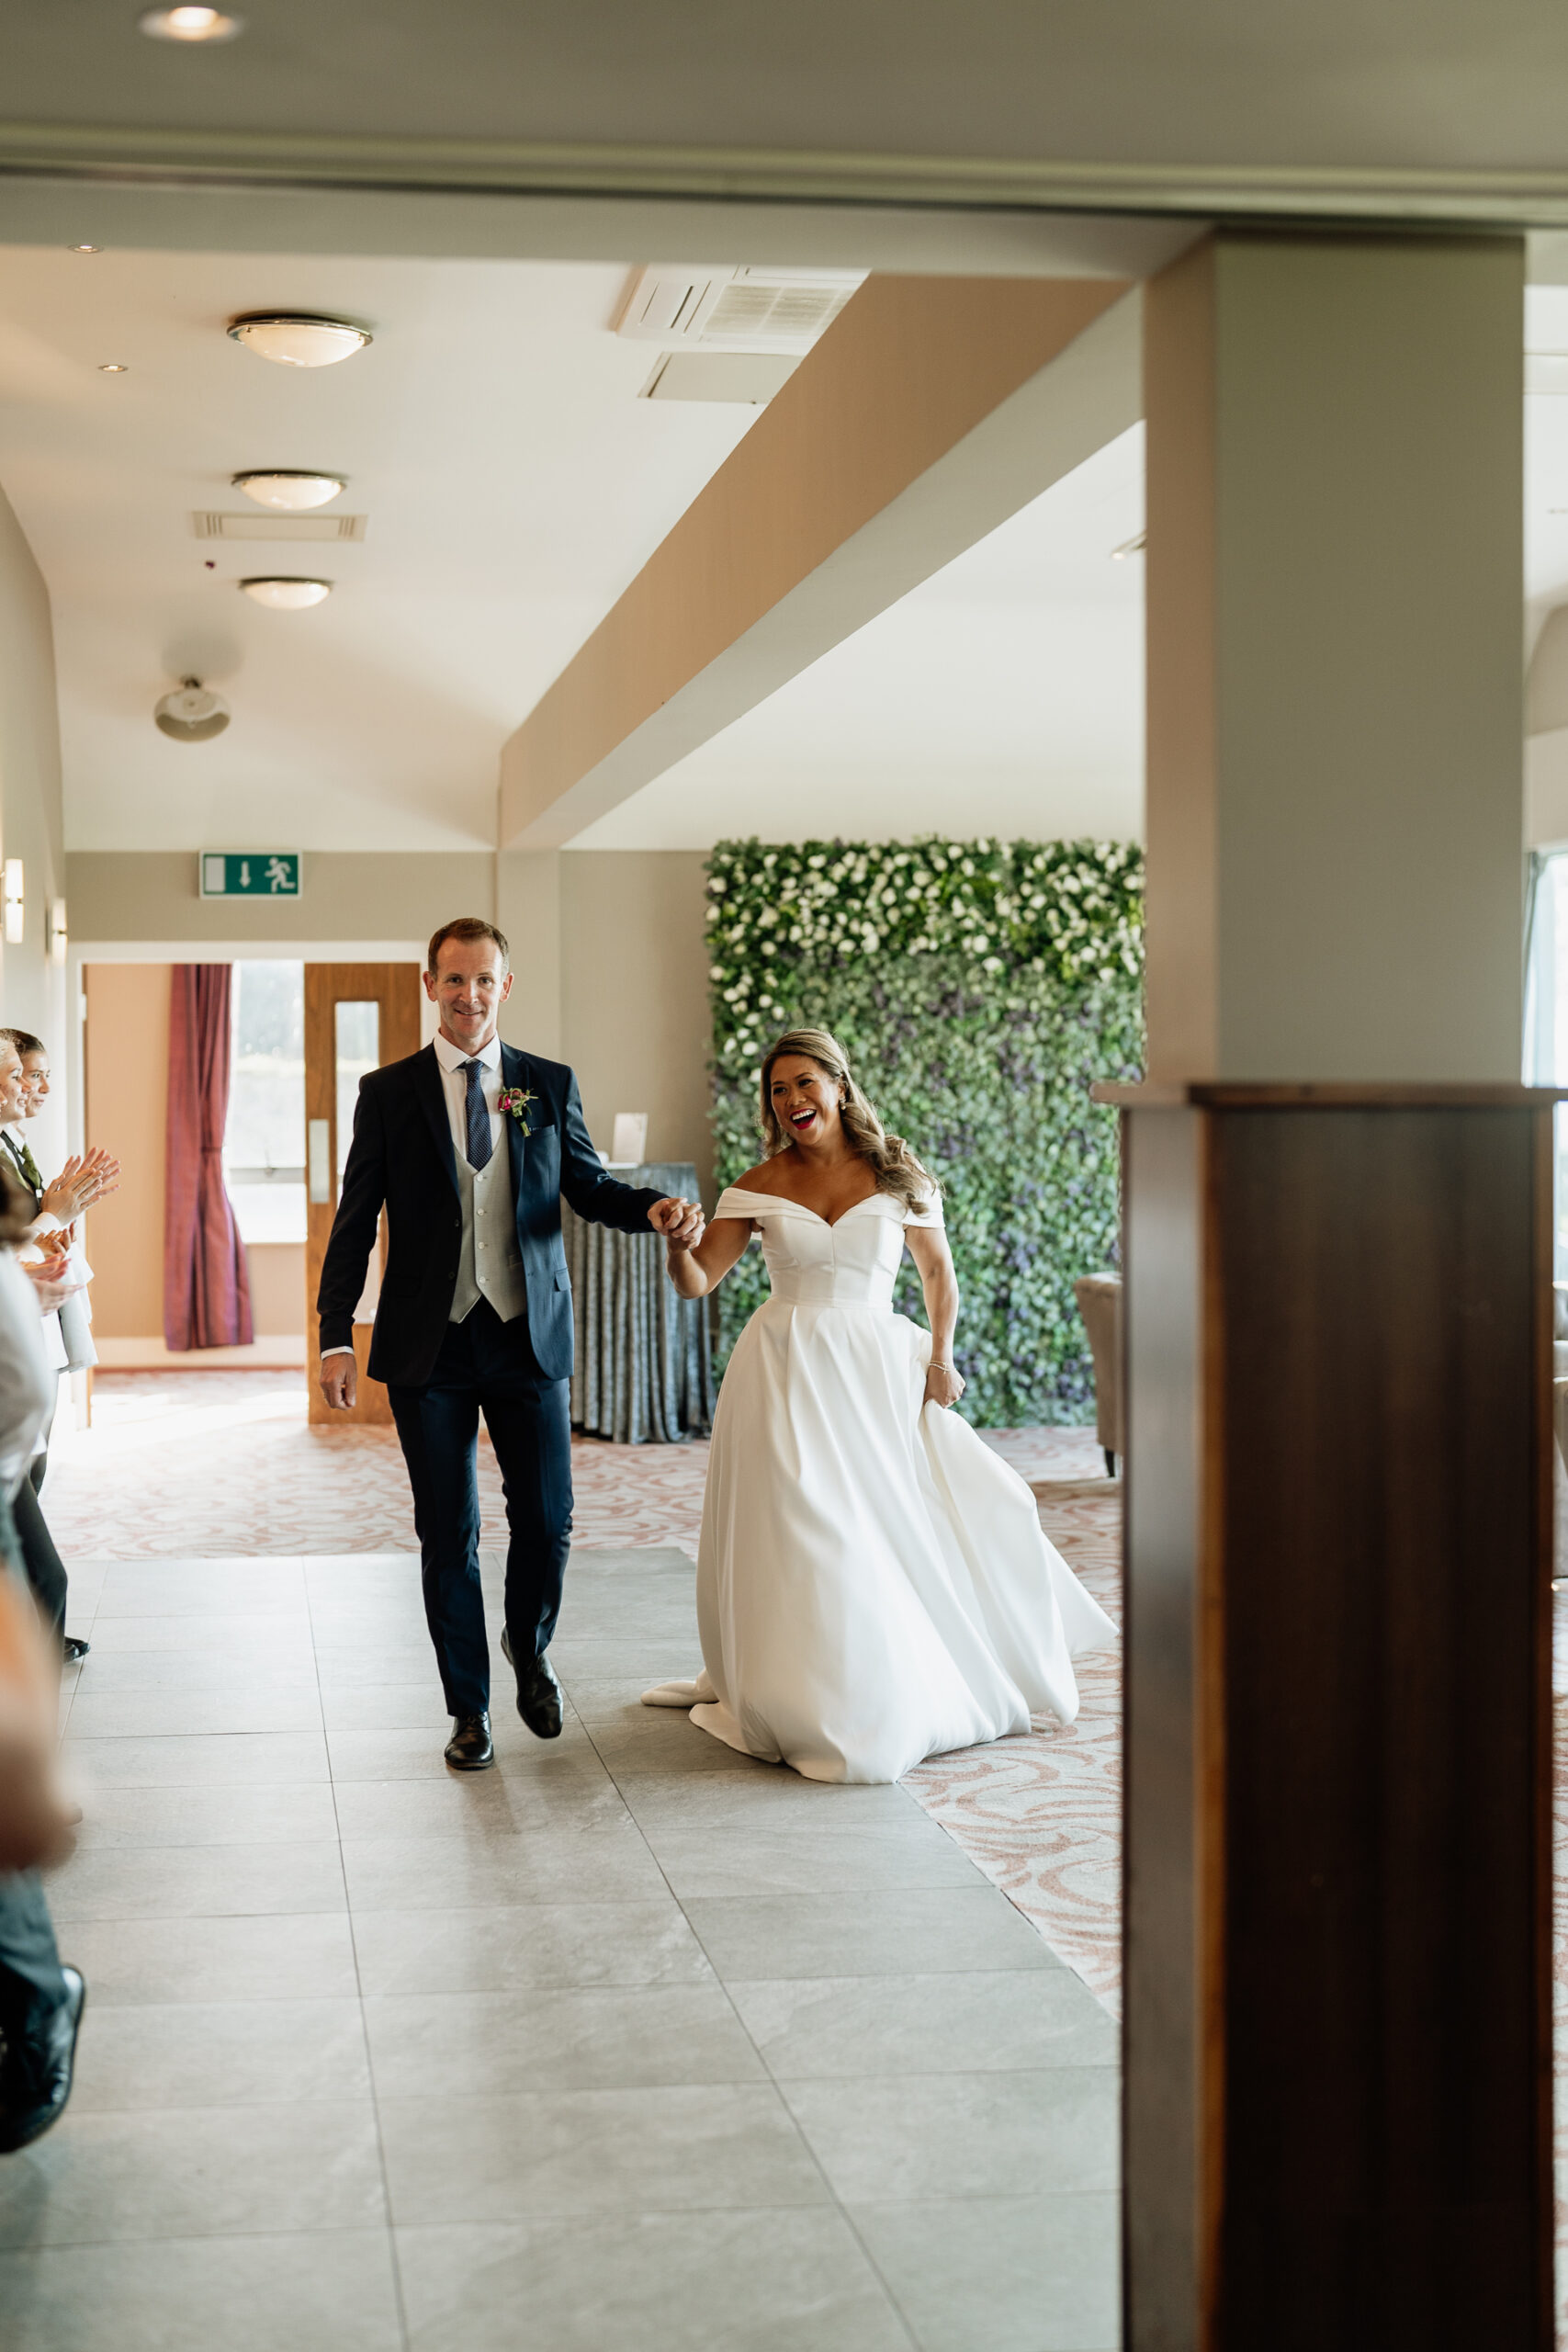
[47,898,67,967]
[4,862,24,946]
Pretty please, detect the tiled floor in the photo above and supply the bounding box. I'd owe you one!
[3,1539,1121,2352]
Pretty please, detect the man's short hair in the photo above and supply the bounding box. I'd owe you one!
[0,1029,43,1058]
[426,918,510,977]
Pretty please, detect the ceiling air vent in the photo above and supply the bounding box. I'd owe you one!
[192,511,367,541]
[615,266,864,356]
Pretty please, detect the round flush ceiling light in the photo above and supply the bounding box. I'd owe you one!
[68,244,101,255]
[240,576,332,610]
[154,678,231,741]
[139,6,243,39]
[231,469,346,511]
[227,314,371,368]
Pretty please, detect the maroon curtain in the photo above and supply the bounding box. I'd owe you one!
[164,964,254,1351]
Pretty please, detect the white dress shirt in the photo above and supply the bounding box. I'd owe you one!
[432,1030,504,1166]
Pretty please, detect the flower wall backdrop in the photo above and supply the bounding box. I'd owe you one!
[706,836,1145,1426]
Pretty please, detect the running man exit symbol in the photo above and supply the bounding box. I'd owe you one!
[198,853,301,899]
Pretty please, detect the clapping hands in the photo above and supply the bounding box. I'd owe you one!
[42,1148,119,1227]
[649,1196,705,1252]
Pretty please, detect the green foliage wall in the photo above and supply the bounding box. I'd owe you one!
[706,836,1145,1427]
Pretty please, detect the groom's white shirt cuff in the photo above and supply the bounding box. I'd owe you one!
[321,1346,355,1358]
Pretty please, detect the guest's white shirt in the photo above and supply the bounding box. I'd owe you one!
[431,1030,504,1168]
[0,1251,55,1493]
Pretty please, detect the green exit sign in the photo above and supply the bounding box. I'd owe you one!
[199,853,301,899]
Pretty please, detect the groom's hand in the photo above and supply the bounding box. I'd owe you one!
[649,1196,704,1251]
[319,1354,358,1411]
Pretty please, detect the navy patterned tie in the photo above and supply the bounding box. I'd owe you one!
[462,1059,492,1171]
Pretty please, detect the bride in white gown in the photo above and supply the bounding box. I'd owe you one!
[643,1028,1116,1784]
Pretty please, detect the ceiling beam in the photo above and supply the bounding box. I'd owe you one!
[500,273,1141,848]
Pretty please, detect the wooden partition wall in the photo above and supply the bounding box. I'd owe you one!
[1109,1082,1556,2351]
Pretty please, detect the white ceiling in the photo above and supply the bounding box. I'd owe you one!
[571,426,1146,848]
[0,246,767,851]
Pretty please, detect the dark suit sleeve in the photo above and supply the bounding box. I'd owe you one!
[557,1072,668,1235]
[316,1078,388,1351]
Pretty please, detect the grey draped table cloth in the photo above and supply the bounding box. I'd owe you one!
[563,1161,715,1443]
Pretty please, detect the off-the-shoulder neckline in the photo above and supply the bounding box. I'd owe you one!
[717,1185,912,1232]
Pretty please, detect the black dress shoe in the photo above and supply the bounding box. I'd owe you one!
[443,1712,493,1770]
[62,1637,89,1664]
[0,1966,85,2154]
[501,1628,563,1740]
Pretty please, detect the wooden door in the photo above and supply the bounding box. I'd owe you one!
[304,961,423,1425]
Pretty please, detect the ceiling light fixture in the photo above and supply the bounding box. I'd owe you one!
[240,576,332,610]
[97,362,128,374]
[227,314,371,368]
[4,863,24,949]
[1111,532,1146,560]
[139,6,243,40]
[68,244,101,255]
[154,678,231,742]
[231,469,346,512]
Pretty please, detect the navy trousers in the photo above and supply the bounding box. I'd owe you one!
[0,1871,66,2089]
[387,1298,572,1717]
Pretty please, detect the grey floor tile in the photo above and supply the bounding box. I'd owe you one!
[327,1724,599,1782]
[783,2069,1120,2202]
[0,2101,387,2246]
[0,2228,404,2352]
[47,1839,345,1922]
[616,1770,926,1830]
[363,1981,764,2097]
[553,1675,674,1723]
[339,1825,668,1911]
[379,2081,826,2223]
[581,1709,784,1779]
[851,2192,1121,2352]
[684,1888,1058,1982]
[70,1781,340,1849]
[65,1731,331,1789]
[314,1645,450,1690]
[547,1637,707,1679]
[731,1970,1117,2079]
[649,1819,985,1899]
[351,1900,714,1995]
[96,1562,308,1616]
[85,1611,313,1656]
[75,1649,319,1694]
[331,1763,622,1843]
[62,1911,360,2007]
[319,1683,453,1734]
[72,1996,371,2110]
[64,1690,323,1739]
[395,2210,913,2352]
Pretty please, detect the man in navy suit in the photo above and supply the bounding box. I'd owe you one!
[317,917,704,1770]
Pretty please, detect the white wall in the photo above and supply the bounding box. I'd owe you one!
[0,480,68,1173]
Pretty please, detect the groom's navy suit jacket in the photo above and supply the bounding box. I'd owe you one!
[317,1042,664,1388]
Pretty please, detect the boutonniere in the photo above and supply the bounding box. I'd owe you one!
[498,1085,536,1139]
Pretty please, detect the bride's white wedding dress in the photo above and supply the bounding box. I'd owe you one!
[642,1185,1116,1784]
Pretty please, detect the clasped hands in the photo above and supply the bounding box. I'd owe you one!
[649,1196,705,1253]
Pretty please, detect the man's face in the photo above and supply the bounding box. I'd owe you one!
[19,1053,48,1114]
[0,1045,27,1124]
[424,937,513,1054]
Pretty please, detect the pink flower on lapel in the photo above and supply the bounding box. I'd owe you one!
[498,1085,536,1138]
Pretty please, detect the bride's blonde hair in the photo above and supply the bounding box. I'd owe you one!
[758,1029,939,1216]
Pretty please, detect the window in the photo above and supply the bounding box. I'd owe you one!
[225,960,305,1243]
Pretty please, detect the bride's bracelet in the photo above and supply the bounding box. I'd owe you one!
[929,1361,953,1372]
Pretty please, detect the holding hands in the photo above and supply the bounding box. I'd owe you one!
[649,1196,705,1253]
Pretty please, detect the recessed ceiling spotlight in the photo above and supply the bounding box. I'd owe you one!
[97,362,129,374]
[154,678,231,741]
[231,469,346,512]
[240,576,333,610]
[227,314,371,368]
[1111,532,1146,561]
[139,6,243,40]
[68,243,101,255]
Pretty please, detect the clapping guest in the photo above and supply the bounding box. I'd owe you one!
[0,1035,117,1665]
[0,1156,85,2154]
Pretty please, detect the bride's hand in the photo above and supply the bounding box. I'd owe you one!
[923,1361,964,1410]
